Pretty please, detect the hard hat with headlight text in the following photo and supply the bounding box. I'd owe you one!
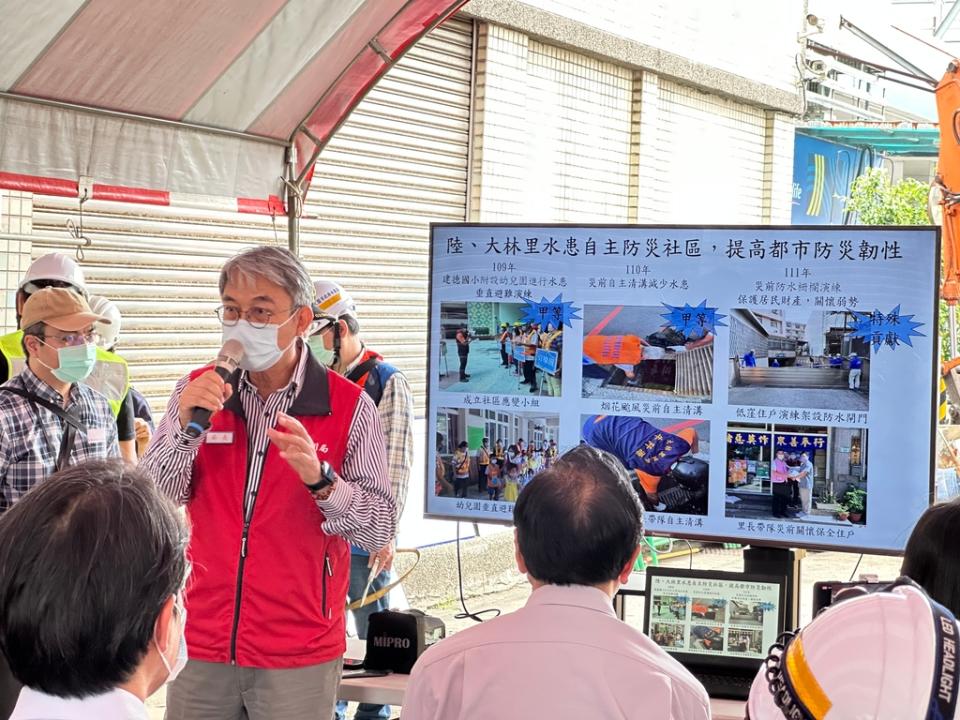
[747,579,960,720]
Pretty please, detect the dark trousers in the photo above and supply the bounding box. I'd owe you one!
[500,346,509,366]
[523,360,535,385]
[458,352,468,380]
[454,476,469,497]
[772,483,791,518]
[478,465,488,493]
[790,480,800,505]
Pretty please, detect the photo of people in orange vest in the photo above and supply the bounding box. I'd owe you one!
[581,304,714,404]
[438,301,563,396]
[580,414,710,516]
[434,407,559,503]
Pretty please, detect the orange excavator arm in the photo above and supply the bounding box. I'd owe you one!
[936,60,960,306]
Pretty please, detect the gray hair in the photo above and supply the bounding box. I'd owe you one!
[219,247,314,308]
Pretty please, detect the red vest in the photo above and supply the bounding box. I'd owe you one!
[348,347,383,388]
[184,358,363,668]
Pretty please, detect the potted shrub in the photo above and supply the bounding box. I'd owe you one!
[844,489,866,523]
[837,504,850,522]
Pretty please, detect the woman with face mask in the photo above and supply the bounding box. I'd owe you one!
[771,450,791,519]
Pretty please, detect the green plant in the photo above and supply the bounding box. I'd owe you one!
[845,167,930,226]
[845,168,954,356]
[843,488,867,514]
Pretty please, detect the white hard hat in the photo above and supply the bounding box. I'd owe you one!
[88,295,122,349]
[312,278,357,321]
[18,253,86,294]
[747,582,959,719]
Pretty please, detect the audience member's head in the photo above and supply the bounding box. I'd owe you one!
[747,580,959,719]
[0,460,189,701]
[902,498,960,617]
[513,444,643,592]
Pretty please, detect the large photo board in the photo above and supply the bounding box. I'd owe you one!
[426,224,939,554]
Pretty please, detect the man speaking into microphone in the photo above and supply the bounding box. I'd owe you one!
[140,247,395,720]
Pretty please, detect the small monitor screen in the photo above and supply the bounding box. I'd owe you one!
[644,569,784,664]
[811,579,892,616]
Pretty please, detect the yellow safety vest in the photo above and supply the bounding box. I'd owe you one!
[541,330,561,350]
[454,451,470,475]
[0,330,130,417]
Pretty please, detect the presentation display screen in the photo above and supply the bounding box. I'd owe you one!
[426,224,939,554]
[643,569,784,666]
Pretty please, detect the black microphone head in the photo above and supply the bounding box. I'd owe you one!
[216,339,245,373]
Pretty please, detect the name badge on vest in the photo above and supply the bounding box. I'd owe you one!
[86,427,106,444]
[206,431,234,445]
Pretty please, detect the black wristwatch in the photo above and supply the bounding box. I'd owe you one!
[305,460,337,493]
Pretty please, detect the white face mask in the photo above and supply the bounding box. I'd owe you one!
[222,315,297,372]
[156,599,188,685]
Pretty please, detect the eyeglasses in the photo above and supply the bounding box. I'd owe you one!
[215,305,297,329]
[43,330,100,347]
[311,318,335,337]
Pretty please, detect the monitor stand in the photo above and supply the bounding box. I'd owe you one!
[743,546,804,631]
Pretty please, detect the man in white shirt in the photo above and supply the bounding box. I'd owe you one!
[0,459,189,720]
[403,444,710,720]
[796,451,815,517]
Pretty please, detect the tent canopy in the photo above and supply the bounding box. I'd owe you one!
[0,0,466,214]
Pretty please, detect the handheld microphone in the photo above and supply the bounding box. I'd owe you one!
[184,339,244,439]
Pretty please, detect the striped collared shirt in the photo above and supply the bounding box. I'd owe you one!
[342,345,414,520]
[0,366,119,512]
[140,343,395,551]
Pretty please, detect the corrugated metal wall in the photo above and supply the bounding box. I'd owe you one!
[29,202,281,409]
[300,18,474,411]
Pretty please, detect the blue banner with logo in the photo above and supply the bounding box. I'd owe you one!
[792,134,878,225]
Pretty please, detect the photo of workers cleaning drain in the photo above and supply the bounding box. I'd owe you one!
[581,304,713,403]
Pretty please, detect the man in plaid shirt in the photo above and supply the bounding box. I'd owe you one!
[307,279,413,720]
[0,287,119,719]
[0,288,119,510]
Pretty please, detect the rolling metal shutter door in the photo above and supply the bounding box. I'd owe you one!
[300,17,474,412]
[28,18,474,415]
[656,79,766,224]
[29,201,282,412]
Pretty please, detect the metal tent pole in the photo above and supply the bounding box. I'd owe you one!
[286,144,300,256]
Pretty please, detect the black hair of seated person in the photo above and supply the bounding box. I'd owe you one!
[0,460,189,698]
[902,498,960,618]
[514,444,643,586]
